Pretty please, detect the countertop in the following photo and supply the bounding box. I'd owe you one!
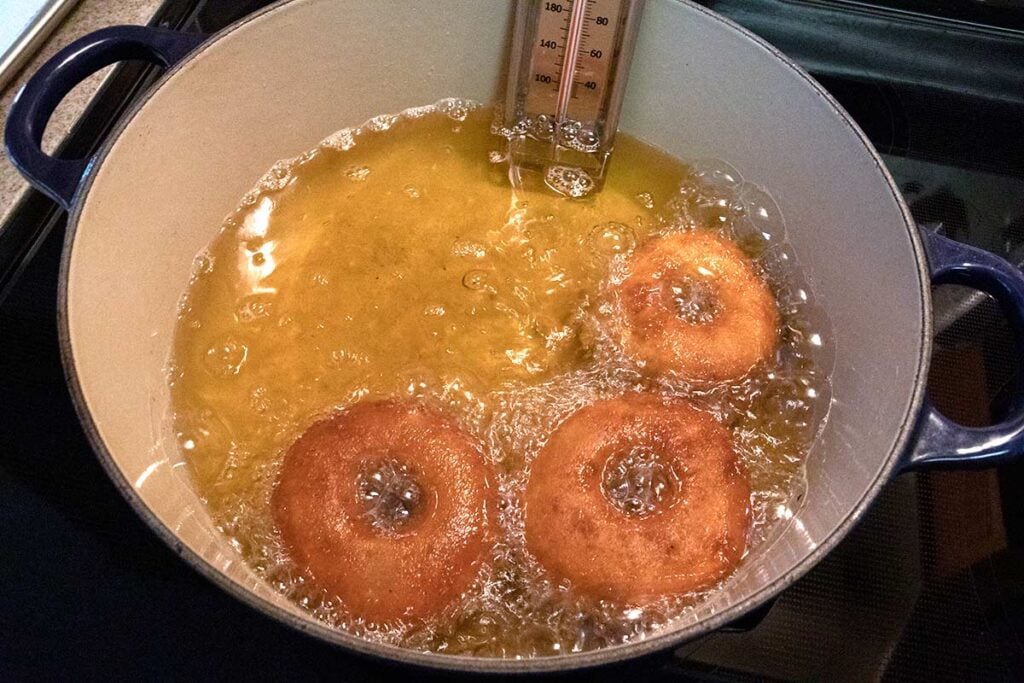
[0,0,161,224]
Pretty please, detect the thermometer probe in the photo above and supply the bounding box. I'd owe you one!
[499,0,645,195]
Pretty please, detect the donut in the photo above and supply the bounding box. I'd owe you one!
[523,394,751,602]
[614,230,779,381]
[272,401,493,623]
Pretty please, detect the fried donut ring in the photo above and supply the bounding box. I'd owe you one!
[524,394,750,602]
[616,231,779,381]
[272,401,493,623]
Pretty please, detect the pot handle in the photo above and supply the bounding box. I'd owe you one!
[4,26,206,211]
[900,229,1024,472]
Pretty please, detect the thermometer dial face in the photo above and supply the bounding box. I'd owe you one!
[524,0,626,128]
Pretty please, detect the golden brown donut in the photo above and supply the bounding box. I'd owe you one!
[524,394,751,603]
[615,230,779,381]
[272,401,493,623]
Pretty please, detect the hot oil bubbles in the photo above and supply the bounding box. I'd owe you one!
[169,100,831,657]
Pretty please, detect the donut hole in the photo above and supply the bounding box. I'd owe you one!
[600,447,683,518]
[666,274,720,325]
[355,456,424,533]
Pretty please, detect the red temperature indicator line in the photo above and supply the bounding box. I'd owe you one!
[555,0,588,124]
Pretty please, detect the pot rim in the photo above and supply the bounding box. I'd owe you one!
[55,0,932,673]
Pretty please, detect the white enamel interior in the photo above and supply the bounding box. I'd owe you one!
[63,0,926,669]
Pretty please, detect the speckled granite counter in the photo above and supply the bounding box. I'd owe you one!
[0,0,161,223]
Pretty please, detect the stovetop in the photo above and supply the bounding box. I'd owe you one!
[2,0,1023,679]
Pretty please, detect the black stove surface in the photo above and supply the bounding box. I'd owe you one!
[2,1,1024,680]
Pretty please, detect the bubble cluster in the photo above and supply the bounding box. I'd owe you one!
[452,239,487,259]
[668,276,721,325]
[235,295,272,324]
[356,458,424,533]
[493,113,602,155]
[544,165,595,198]
[601,448,680,518]
[366,113,399,132]
[203,338,248,377]
[322,128,356,152]
[190,252,214,277]
[588,222,636,256]
[462,269,490,291]
[438,98,472,122]
[345,165,371,182]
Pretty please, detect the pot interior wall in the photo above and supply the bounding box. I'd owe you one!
[65,0,926,661]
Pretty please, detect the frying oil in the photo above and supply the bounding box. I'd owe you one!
[170,100,831,656]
